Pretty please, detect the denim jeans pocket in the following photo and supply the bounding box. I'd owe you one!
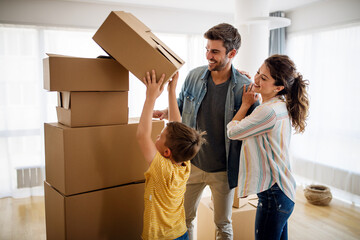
[272,185,294,214]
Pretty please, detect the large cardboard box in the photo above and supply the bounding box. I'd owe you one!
[44,119,164,196]
[56,91,128,127]
[43,54,129,91]
[197,197,257,240]
[93,11,185,84]
[44,181,144,240]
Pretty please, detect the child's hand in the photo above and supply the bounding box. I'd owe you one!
[242,84,259,107]
[168,72,179,93]
[144,70,165,100]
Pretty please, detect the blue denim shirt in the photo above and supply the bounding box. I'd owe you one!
[177,65,258,189]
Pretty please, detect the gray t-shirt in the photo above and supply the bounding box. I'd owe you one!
[192,76,230,172]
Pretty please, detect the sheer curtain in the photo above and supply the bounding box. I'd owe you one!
[0,24,206,198]
[286,24,360,205]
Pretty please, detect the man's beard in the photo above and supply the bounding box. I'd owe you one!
[208,57,229,71]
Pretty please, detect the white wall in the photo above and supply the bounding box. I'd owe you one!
[2,0,359,36]
[286,0,360,33]
[0,0,232,34]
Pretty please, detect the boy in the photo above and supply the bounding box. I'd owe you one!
[136,70,206,240]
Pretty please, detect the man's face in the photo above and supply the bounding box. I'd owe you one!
[205,40,231,71]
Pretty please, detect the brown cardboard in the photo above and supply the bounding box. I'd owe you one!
[56,91,128,127]
[93,11,185,85]
[233,187,258,208]
[197,197,257,240]
[57,92,71,109]
[44,119,164,196]
[43,54,129,91]
[44,181,144,240]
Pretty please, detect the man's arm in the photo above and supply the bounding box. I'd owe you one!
[168,72,181,122]
[136,70,165,165]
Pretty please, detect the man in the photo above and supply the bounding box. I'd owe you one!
[153,23,258,240]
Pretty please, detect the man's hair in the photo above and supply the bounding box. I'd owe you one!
[165,122,206,163]
[204,23,241,54]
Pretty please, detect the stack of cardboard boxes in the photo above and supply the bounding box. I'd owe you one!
[43,11,184,239]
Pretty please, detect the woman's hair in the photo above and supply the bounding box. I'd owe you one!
[165,122,206,163]
[265,54,309,133]
[204,23,241,54]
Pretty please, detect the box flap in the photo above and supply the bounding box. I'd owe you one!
[46,53,75,58]
[58,92,71,109]
[150,36,184,66]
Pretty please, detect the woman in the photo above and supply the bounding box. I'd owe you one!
[227,55,309,240]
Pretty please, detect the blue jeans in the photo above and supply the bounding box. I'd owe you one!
[174,231,189,240]
[255,183,295,240]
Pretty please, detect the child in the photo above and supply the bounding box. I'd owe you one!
[136,70,206,240]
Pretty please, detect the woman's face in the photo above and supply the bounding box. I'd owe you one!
[253,63,284,100]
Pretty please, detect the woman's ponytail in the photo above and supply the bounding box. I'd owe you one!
[285,73,309,133]
[265,55,309,133]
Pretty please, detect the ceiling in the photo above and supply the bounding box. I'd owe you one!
[65,0,323,13]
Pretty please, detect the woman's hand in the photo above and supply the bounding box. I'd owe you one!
[237,69,252,80]
[144,70,165,101]
[242,84,260,107]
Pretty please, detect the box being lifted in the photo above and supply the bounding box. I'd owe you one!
[56,91,128,127]
[43,54,129,91]
[93,11,185,85]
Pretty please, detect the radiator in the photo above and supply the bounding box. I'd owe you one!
[16,167,44,189]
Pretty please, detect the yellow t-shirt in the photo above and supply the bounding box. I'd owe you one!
[142,152,191,240]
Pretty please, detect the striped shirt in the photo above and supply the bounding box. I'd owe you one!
[227,97,296,202]
[142,152,190,240]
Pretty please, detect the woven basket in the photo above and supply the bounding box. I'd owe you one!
[304,185,332,206]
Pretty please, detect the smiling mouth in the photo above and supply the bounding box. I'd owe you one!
[208,60,216,64]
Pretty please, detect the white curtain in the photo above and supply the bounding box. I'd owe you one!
[286,24,360,205]
[0,24,206,198]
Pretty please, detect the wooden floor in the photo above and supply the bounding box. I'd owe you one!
[0,186,359,240]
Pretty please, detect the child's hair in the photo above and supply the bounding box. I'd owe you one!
[204,23,241,54]
[165,122,206,163]
[264,54,310,133]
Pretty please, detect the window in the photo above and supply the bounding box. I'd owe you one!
[0,24,206,198]
[286,24,360,203]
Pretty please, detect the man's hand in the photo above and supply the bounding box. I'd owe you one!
[153,109,168,120]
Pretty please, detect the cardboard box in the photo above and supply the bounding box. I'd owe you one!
[56,91,128,127]
[44,181,144,240]
[233,187,258,208]
[43,54,129,91]
[44,119,164,196]
[197,197,257,240]
[93,11,185,85]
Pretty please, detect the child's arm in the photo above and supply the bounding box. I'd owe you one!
[168,72,181,122]
[136,70,165,165]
